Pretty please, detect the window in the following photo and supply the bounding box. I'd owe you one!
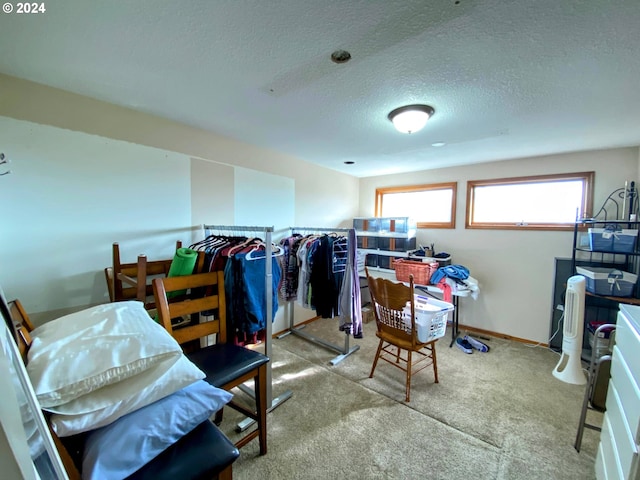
[375,182,457,229]
[466,172,594,230]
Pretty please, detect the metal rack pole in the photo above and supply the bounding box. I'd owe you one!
[202,224,292,430]
[277,226,360,365]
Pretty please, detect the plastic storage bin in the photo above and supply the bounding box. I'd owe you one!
[392,237,417,251]
[365,253,378,268]
[380,217,415,233]
[353,217,416,234]
[357,236,378,249]
[402,295,454,343]
[576,266,638,297]
[588,227,638,253]
[377,255,394,269]
[377,237,391,250]
[365,218,380,232]
[434,254,452,266]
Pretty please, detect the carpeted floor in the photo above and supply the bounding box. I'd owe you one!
[217,319,600,480]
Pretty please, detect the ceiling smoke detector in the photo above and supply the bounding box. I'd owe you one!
[331,50,352,64]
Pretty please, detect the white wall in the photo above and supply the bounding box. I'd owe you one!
[233,167,295,230]
[190,158,235,227]
[0,117,194,315]
[360,148,640,343]
[0,74,360,335]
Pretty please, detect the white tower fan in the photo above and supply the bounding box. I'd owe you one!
[552,275,587,385]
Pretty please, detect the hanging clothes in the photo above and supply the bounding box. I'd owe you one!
[296,236,318,309]
[310,235,343,318]
[277,230,362,338]
[224,249,281,336]
[191,234,282,345]
[279,234,302,301]
[338,228,362,338]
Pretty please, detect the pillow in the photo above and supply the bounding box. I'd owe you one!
[50,354,205,437]
[28,301,182,408]
[81,380,233,480]
[44,359,179,415]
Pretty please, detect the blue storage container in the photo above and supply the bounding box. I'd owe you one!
[588,226,638,253]
[576,266,638,297]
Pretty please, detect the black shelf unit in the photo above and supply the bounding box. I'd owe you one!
[571,219,640,298]
[567,219,640,356]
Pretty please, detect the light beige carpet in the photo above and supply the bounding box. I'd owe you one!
[217,320,600,480]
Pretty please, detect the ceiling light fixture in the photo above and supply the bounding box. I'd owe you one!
[388,104,435,134]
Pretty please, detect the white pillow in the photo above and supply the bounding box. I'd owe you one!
[50,354,205,437]
[28,301,182,408]
[44,359,180,415]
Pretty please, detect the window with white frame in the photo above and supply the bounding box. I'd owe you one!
[466,172,594,230]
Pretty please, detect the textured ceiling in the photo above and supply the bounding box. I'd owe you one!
[0,0,639,177]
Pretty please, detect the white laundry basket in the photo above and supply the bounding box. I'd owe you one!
[402,295,454,343]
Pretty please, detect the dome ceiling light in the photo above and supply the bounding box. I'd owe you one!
[388,104,435,134]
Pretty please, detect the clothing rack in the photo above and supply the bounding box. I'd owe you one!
[202,224,292,430]
[278,226,360,365]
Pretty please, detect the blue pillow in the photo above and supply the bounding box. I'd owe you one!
[81,380,233,480]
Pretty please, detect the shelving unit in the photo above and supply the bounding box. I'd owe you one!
[354,216,420,271]
[570,219,640,355]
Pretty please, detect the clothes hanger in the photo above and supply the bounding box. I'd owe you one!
[245,243,284,260]
[227,237,260,257]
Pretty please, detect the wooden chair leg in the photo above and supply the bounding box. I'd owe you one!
[369,339,384,378]
[135,254,148,303]
[213,409,224,426]
[112,243,124,301]
[104,267,115,302]
[431,342,439,383]
[405,351,412,402]
[255,363,268,456]
[217,463,233,480]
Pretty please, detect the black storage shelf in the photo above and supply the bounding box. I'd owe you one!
[574,247,640,256]
[568,218,640,357]
[571,218,640,301]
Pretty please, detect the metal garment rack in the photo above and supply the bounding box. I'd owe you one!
[202,224,292,431]
[277,226,360,365]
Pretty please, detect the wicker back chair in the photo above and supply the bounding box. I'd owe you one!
[366,268,439,402]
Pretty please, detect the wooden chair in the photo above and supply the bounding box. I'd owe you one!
[6,298,239,480]
[110,241,182,308]
[153,271,270,455]
[366,268,439,402]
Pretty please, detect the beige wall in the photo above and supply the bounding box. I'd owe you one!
[360,148,640,343]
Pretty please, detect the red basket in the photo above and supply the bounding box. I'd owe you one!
[393,259,439,285]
